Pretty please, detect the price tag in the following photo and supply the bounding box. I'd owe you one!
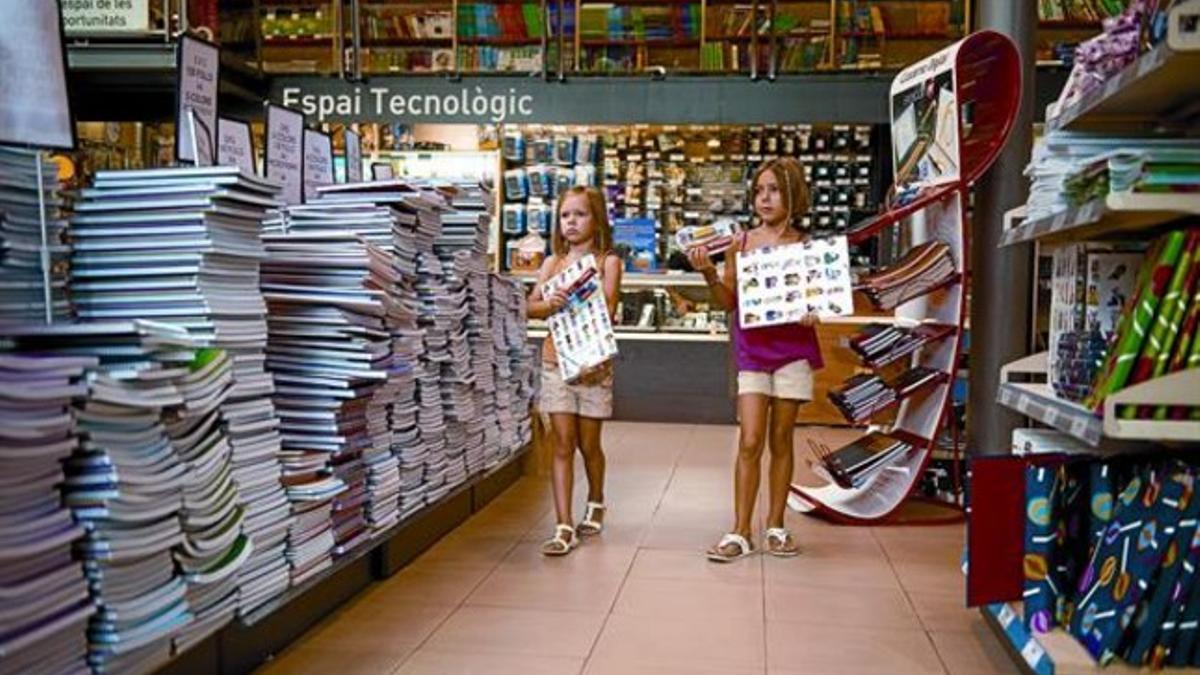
[997,603,1017,628]
[1044,407,1060,427]
[1021,639,1046,666]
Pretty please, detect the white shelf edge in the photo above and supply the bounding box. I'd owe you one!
[1102,368,1200,441]
[1000,192,1200,247]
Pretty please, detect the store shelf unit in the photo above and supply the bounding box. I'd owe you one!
[1000,193,1200,247]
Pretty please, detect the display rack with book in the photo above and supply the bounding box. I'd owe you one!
[831,0,969,71]
[969,3,1200,671]
[576,0,702,72]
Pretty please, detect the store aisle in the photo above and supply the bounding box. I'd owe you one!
[256,422,1010,675]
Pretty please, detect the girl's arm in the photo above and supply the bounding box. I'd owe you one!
[687,240,738,311]
[526,256,567,320]
[602,254,624,322]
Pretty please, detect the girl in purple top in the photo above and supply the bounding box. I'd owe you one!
[688,157,821,562]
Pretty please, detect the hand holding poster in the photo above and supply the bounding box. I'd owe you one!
[543,254,619,382]
[303,129,334,202]
[737,236,853,329]
[265,104,304,205]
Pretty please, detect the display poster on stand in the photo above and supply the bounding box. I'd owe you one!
[303,129,334,203]
[0,1,74,149]
[890,43,962,192]
[345,128,363,183]
[217,117,257,176]
[176,34,220,165]
[737,236,853,328]
[265,104,304,205]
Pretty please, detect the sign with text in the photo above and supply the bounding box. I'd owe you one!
[62,0,150,35]
[344,128,363,183]
[0,2,74,149]
[302,129,333,203]
[372,163,394,180]
[890,43,962,192]
[265,104,304,205]
[217,117,256,176]
[176,34,219,165]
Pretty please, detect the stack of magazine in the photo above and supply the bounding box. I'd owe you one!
[0,354,95,675]
[858,241,957,310]
[490,276,536,463]
[68,166,293,617]
[0,146,71,320]
[816,432,914,490]
[848,322,954,368]
[828,373,896,424]
[6,321,199,674]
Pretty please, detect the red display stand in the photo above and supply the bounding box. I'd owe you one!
[790,30,1022,525]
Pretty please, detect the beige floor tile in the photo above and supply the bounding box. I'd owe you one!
[423,606,607,658]
[584,655,764,675]
[413,532,518,569]
[628,547,763,585]
[499,541,639,575]
[588,611,766,671]
[612,576,763,621]
[766,621,945,674]
[892,559,968,594]
[360,565,493,607]
[255,643,414,675]
[395,648,585,675]
[764,583,921,630]
[466,568,627,612]
[762,553,902,591]
[929,623,1016,675]
[907,590,978,633]
[315,604,456,647]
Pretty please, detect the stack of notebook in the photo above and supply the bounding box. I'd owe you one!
[815,432,914,490]
[6,321,199,674]
[68,166,293,617]
[848,322,953,368]
[858,240,957,310]
[0,146,71,321]
[262,230,404,565]
[889,366,946,398]
[828,373,896,424]
[162,348,251,653]
[0,354,95,675]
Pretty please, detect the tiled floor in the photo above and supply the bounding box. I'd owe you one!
[255,422,1013,675]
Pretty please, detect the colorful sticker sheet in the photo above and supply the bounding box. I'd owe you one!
[736,236,853,329]
[543,254,618,382]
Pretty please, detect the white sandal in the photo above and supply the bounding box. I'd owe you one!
[764,527,801,557]
[541,524,579,557]
[577,502,606,537]
[706,533,755,563]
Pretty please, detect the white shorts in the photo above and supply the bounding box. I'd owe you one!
[538,365,614,419]
[737,359,814,401]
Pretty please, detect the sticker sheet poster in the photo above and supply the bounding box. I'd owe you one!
[737,237,853,329]
[543,254,618,382]
[890,42,962,192]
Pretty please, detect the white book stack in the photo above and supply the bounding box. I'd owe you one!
[493,276,537,456]
[5,321,199,675]
[0,146,71,320]
[0,355,96,675]
[67,166,293,617]
[262,230,401,563]
[162,348,251,653]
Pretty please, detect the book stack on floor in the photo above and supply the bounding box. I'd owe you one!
[6,321,199,675]
[0,147,71,321]
[490,275,536,464]
[262,228,404,568]
[858,240,957,310]
[66,166,293,617]
[0,354,95,675]
[815,432,914,490]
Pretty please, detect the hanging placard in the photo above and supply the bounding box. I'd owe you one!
[302,129,333,203]
[345,128,363,183]
[175,34,220,165]
[0,2,75,149]
[217,117,256,176]
[265,103,304,205]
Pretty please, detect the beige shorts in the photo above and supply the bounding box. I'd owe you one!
[539,364,614,419]
[737,359,814,401]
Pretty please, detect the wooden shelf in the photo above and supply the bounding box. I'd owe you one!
[458,36,543,46]
[1047,40,1200,132]
[999,192,1200,247]
[364,37,453,47]
[263,35,334,47]
[841,30,956,40]
[580,37,701,47]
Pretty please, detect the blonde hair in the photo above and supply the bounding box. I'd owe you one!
[552,186,612,257]
[751,157,811,231]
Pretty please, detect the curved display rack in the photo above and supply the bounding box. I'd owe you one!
[790,30,1021,525]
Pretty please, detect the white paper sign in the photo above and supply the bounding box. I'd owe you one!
[176,35,220,165]
[217,117,256,176]
[303,129,334,203]
[345,128,363,183]
[0,3,74,149]
[372,162,394,180]
[737,236,853,329]
[62,0,150,34]
[266,104,304,205]
[543,254,618,382]
[890,43,962,192]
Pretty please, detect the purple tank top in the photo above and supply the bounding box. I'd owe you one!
[730,233,825,373]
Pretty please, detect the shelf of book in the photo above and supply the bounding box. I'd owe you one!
[999,193,1200,247]
[581,38,702,47]
[1047,40,1200,132]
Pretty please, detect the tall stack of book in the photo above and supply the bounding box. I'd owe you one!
[0,147,71,320]
[0,354,95,675]
[66,166,293,617]
[6,321,199,675]
[490,275,536,464]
